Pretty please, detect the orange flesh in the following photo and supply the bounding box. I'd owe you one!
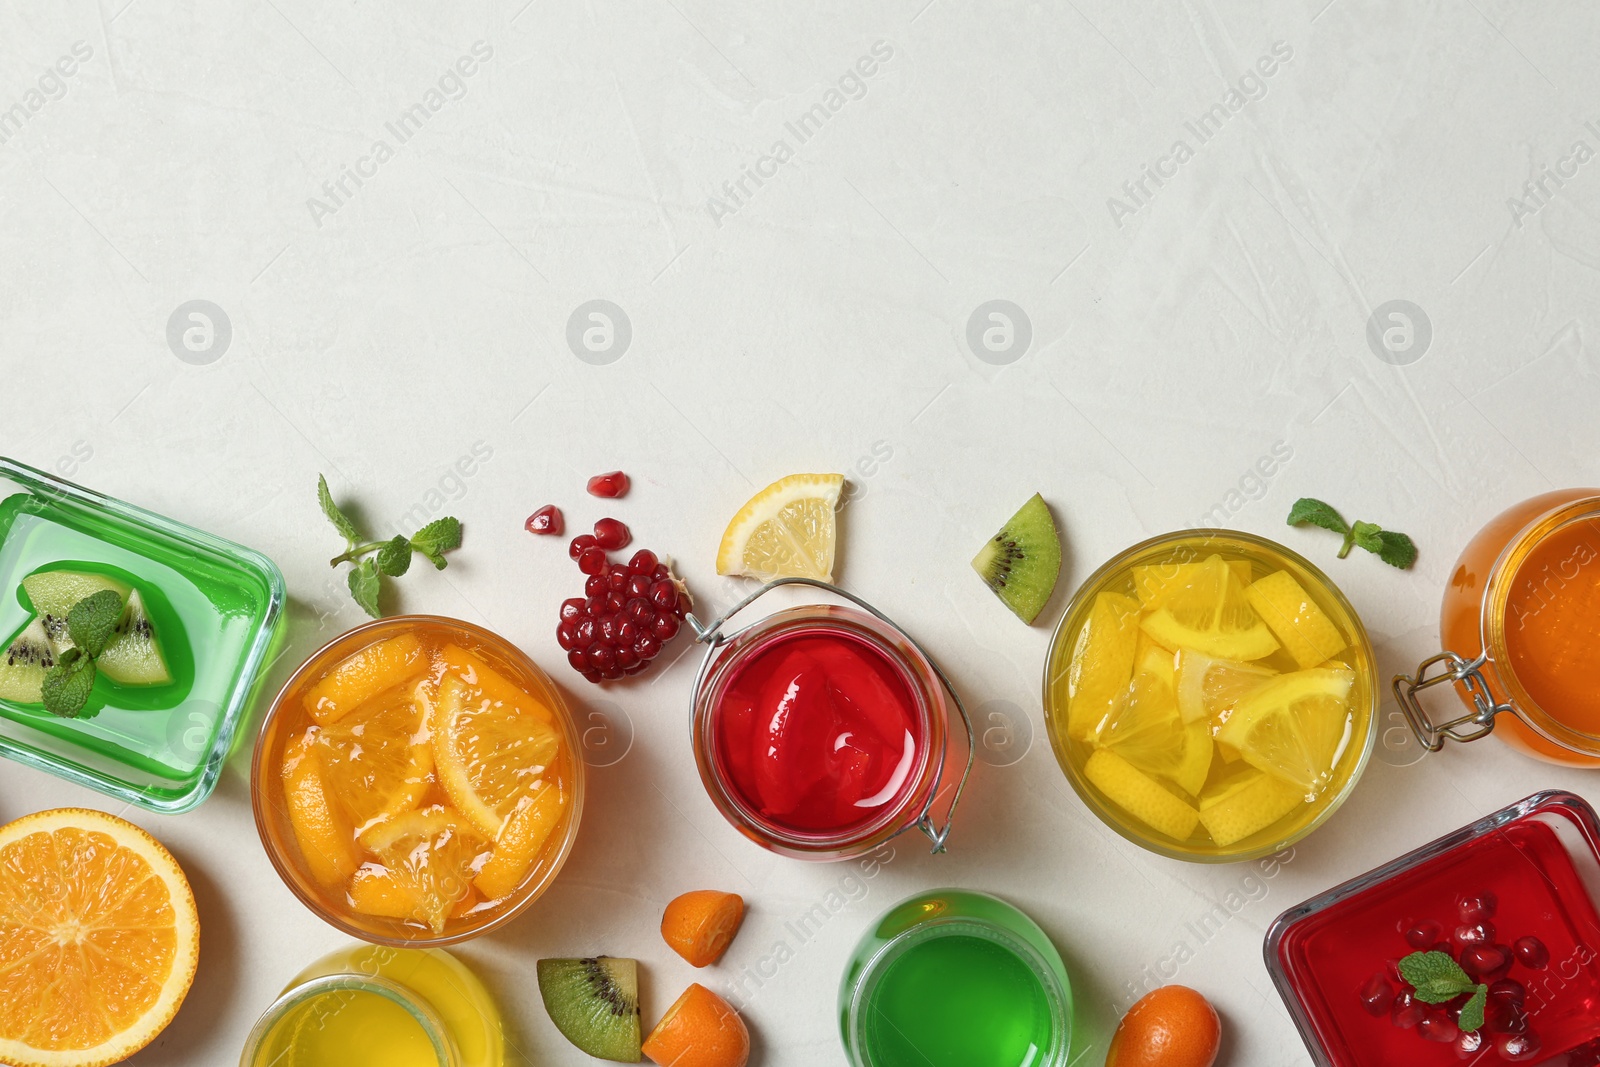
[1504,519,1600,733]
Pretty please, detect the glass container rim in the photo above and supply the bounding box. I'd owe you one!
[237,971,459,1067]
[1480,496,1600,755]
[1042,527,1380,864]
[1261,789,1597,1067]
[842,888,1073,1066]
[692,603,948,856]
[0,455,286,814]
[251,613,586,947]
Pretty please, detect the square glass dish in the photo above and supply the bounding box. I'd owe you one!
[0,457,285,813]
[1266,790,1600,1065]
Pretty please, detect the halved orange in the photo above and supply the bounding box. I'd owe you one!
[642,984,750,1067]
[0,808,200,1067]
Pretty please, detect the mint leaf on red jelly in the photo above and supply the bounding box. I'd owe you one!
[1457,984,1488,1033]
[1399,951,1475,1004]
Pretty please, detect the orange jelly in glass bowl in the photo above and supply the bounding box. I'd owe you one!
[253,617,584,946]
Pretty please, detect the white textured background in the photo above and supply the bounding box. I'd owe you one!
[2,0,1599,1063]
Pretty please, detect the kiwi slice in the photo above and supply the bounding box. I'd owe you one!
[98,591,172,686]
[537,957,641,1062]
[971,492,1062,624]
[0,618,56,704]
[21,571,130,657]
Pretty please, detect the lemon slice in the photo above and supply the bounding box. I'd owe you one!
[1084,750,1200,841]
[1245,570,1348,669]
[715,473,845,580]
[1131,559,1252,609]
[435,665,562,839]
[319,677,435,840]
[360,807,489,935]
[1095,645,1212,796]
[1062,591,1141,741]
[1197,769,1305,847]
[1214,667,1354,794]
[1139,555,1280,661]
[1174,649,1278,726]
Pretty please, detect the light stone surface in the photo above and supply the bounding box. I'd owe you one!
[2,0,1598,1063]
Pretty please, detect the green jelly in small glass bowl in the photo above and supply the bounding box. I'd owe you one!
[0,457,285,813]
[839,888,1073,1067]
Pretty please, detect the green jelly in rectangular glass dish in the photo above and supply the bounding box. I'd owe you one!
[0,457,285,813]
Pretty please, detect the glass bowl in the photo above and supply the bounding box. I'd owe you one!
[252,616,584,946]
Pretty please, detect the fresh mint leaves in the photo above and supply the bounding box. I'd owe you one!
[1397,950,1488,1032]
[1286,497,1418,569]
[319,474,463,617]
[40,589,126,718]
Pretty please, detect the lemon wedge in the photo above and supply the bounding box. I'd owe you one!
[716,473,845,581]
[1084,749,1200,841]
[1095,644,1212,796]
[1245,570,1348,669]
[1139,555,1280,660]
[1062,591,1141,741]
[1174,649,1278,725]
[1214,667,1354,795]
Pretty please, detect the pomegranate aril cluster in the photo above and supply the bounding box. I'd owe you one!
[557,539,690,684]
[1360,890,1553,1062]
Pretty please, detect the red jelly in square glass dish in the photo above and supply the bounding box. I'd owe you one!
[1266,791,1600,1065]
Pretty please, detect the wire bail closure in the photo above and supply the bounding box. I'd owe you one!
[1392,651,1513,752]
[688,577,975,855]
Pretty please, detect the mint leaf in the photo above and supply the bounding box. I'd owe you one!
[409,517,462,570]
[1377,530,1419,569]
[41,648,96,718]
[1457,984,1488,1033]
[318,474,361,545]
[376,536,413,577]
[66,589,124,659]
[1286,498,1349,535]
[1399,951,1476,1004]
[1350,520,1384,555]
[348,559,382,618]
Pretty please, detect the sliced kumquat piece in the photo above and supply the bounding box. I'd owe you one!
[661,890,746,968]
[642,984,750,1067]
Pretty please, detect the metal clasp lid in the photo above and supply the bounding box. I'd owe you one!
[1392,652,1515,752]
[689,576,975,855]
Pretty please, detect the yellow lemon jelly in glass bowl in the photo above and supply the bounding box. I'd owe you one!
[1043,530,1377,862]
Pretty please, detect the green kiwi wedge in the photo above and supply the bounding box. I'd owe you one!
[971,493,1062,624]
[0,618,55,704]
[536,956,642,1062]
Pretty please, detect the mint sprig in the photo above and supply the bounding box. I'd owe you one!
[1286,498,1417,569]
[1397,950,1488,1032]
[319,474,463,618]
[40,589,126,718]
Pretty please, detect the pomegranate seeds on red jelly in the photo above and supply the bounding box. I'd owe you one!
[594,517,632,551]
[588,471,630,498]
[526,505,564,535]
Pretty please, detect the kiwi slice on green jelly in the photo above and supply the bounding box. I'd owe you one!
[536,957,642,1063]
[0,618,56,704]
[20,571,170,686]
[971,492,1062,624]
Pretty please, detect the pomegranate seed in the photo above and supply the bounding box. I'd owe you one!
[626,598,652,623]
[1497,1032,1541,1061]
[1358,972,1395,1016]
[1405,921,1444,950]
[1420,1012,1460,1043]
[575,619,597,645]
[650,579,678,610]
[599,615,620,644]
[525,505,564,536]
[566,650,587,673]
[1513,937,1549,969]
[560,598,586,622]
[556,622,578,650]
[626,573,652,598]
[616,647,639,669]
[653,563,669,580]
[1488,979,1525,1005]
[569,533,597,560]
[587,646,617,672]
[585,596,605,617]
[634,634,662,659]
[608,568,629,592]
[1454,1030,1483,1057]
[585,574,606,597]
[605,592,626,615]
[1458,893,1497,924]
[1464,944,1511,978]
[1392,992,1426,1030]
[601,666,625,680]
[628,549,658,574]
[588,471,630,498]
[578,547,608,575]
[653,614,680,641]
[619,620,639,644]
[594,517,632,551]
[1454,922,1494,948]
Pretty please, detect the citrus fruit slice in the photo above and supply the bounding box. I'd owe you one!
[661,890,746,968]
[359,807,489,935]
[1214,667,1355,794]
[1094,646,1212,796]
[1139,556,1279,661]
[1107,985,1220,1067]
[642,984,751,1067]
[1244,570,1348,669]
[303,633,427,725]
[1063,591,1141,741]
[715,473,844,581]
[435,669,562,840]
[473,782,567,901]
[1173,649,1278,726]
[317,677,435,840]
[1131,560,1251,609]
[1083,749,1199,841]
[282,730,359,887]
[0,808,199,1067]
[1196,769,1305,847]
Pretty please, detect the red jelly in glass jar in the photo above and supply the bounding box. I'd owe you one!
[714,629,922,835]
